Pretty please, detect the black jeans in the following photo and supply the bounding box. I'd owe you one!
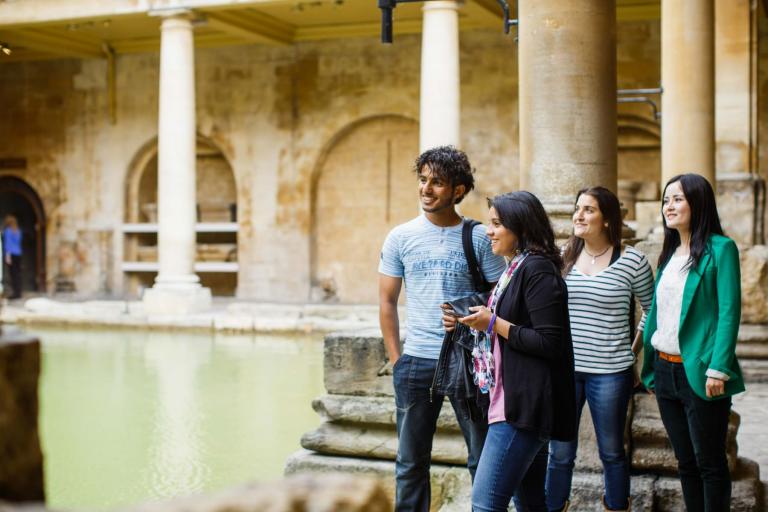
[654,356,732,511]
[6,254,22,298]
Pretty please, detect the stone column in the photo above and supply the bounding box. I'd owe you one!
[419,1,460,152]
[661,0,715,188]
[715,0,763,245]
[518,0,617,236]
[143,10,211,314]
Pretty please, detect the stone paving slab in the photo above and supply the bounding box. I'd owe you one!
[0,298,390,334]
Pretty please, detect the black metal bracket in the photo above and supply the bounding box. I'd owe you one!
[378,0,517,43]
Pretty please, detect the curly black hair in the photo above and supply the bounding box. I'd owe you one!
[413,146,475,204]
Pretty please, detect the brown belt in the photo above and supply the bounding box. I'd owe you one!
[658,351,683,363]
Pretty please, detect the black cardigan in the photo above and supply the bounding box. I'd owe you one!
[495,254,577,442]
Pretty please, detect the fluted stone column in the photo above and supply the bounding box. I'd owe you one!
[419,1,460,151]
[518,0,617,236]
[661,0,715,188]
[143,10,211,314]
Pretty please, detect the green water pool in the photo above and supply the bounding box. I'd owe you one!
[28,327,325,510]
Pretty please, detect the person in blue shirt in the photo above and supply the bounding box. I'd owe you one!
[379,146,507,511]
[2,215,22,299]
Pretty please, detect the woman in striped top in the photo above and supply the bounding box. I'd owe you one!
[545,187,654,512]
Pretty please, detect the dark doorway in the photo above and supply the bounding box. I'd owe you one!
[0,176,46,292]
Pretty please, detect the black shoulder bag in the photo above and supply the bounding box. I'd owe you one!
[430,219,493,421]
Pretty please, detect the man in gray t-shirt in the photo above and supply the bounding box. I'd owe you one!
[379,146,506,511]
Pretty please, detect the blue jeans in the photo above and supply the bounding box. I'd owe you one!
[546,370,633,511]
[654,356,732,512]
[472,422,549,512]
[393,354,487,512]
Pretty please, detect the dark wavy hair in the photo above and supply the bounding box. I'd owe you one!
[658,173,724,270]
[487,191,562,270]
[562,187,623,276]
[414,146,475,204]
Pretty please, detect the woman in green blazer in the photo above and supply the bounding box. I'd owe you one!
[641,173,743,511]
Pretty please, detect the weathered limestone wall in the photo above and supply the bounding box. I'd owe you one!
[0,20,683,303]
[0,330,44,502]
[0,30,519,302]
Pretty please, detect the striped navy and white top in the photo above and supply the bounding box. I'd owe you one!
[566,246,654,374]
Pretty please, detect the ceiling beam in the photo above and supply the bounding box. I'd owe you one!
[471,0,505,20]
[205,10,294,45]
[10,28,103,59]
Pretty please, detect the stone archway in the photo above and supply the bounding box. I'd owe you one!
[124,136,239,296]
[0,176,46,292]
[310,115,419,304]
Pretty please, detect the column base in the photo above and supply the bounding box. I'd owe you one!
[142,283,212,315]
[717,173,765,246]
[542,203,576,241]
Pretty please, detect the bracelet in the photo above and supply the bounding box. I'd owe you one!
[486,313,497,335]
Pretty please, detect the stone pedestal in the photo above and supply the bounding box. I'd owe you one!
[142,285,212,316]
[0,329,44,502]
[289,332,764,510]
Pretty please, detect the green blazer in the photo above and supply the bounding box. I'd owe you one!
[641,234,744,400]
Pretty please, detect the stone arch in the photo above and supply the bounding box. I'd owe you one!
[617,114,661,220]
[0,175,46,291]
[310,114,419,304]
[124,136,239,296]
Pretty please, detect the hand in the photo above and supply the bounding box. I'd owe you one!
[4,254,9,265]
[632,364,641,388]
[706,377,725,398]
[441,304,457,332]
[459,305,492,332]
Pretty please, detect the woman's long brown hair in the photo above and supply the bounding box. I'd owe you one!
[561,187,623,276]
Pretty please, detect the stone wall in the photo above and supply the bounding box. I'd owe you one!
[0,20,669,303]
[287,331,765,511]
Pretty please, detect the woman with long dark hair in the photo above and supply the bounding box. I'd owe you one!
[546,187,654,512]
[456,191,576,512]
[641,173,744,511]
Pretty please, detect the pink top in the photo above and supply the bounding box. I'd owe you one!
[487,333,505,423]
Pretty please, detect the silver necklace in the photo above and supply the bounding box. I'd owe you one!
[584,245,611,265]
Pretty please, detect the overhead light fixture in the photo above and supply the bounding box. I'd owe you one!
[0,43,11,56]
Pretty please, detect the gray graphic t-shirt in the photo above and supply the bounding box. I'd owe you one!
[379,215,506,359]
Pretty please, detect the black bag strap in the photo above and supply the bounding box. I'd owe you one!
[462,219,492,293]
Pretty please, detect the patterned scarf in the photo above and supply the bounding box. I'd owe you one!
[471,252,528,393]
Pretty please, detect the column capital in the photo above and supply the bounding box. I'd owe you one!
[148,7,194,20]
[422,1,462,13]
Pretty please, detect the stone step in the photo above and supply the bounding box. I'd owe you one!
[741,359,768,382]
[631,394,740,473]
[285,451,764,512]
[737,324,768,359]
[300,422,469,465]
[313,394,461,431]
